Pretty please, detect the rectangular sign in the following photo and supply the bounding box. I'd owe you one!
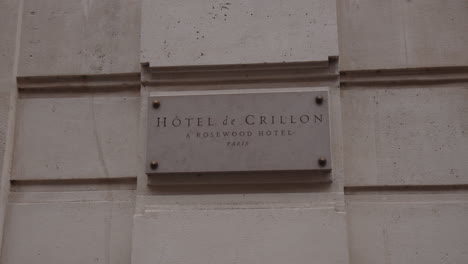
[146,88,331,173]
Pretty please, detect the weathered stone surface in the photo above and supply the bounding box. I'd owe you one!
[0,0,18,172]
[14,93,139,180]
[0,0,20,92]
[0,0,20,253]
[338,0,468,70]
[347,194,468,264]
[18,0,141,76]
[1,1,467,263]
[0,0,18,167]
[0,94,9,180]
[342,85,468,186]
[1,191,134,264]
[132,206,348,264]
[141,0,338,66]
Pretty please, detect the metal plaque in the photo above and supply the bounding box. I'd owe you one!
[146,88,331,173]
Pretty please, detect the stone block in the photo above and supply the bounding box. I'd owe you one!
[338,0,406,70]
[141,0,338,67]
[347,193,468,264]
[1,193,134,264]
[19,0,141,76]
[342,85,468,186]
[338,0,468,70]
[13,93,139,180]
[0,93,10,176]
[404,0,468,68]
[132,206,348,264]
[0,0,20,91]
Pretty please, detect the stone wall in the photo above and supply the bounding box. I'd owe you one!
[0,0,467,263]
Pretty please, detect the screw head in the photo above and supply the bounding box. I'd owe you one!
[150,160,159,170]
[318,157,327,167]
[152,100,160,109]
[315,96,324,105]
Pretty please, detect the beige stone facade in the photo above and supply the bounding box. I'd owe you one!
[0,0,467,263]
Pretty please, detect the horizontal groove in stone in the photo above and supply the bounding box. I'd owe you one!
[10,177,137,192]
[345,184,468,195]
[9,190,136,203]
[341,66,468,87]
[143,59,338,86]
[148,60,331,73]
[143,75,338,86]
[17,72,140,90]
[148,171,332,186]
